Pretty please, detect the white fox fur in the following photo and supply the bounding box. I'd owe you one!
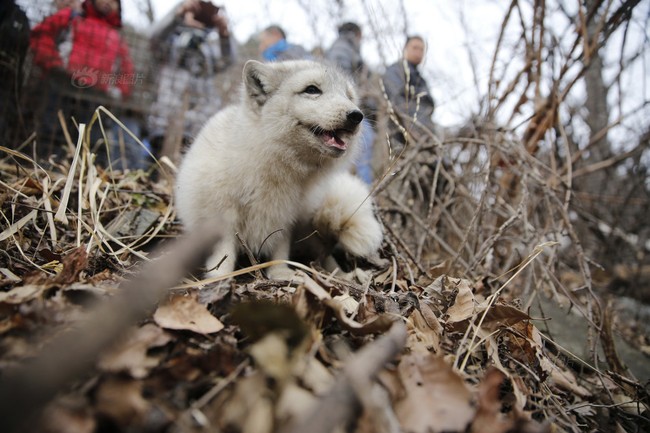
[175,60,382,279]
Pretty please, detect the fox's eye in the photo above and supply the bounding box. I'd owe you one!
[303,85,322,95]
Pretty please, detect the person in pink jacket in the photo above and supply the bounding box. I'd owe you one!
[31,0,134,97]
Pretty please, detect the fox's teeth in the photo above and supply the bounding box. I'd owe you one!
[321,131,347,150]
[332,133,346,147]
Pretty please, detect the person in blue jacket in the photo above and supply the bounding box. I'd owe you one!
[258,25,310,62]
[326,22,377,185]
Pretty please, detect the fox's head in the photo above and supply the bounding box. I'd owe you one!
[242,60,364,161]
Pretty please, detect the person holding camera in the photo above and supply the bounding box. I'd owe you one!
[146,0,235,160]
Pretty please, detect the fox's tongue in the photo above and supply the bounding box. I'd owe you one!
[323,131,347,150]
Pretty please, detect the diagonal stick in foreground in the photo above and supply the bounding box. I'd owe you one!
[0,225,223,433]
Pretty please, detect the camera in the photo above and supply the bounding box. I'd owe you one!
[192,1,221,28]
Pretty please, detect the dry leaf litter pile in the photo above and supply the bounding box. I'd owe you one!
[0,111,649,433]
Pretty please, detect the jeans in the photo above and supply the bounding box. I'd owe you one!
[355,118,375,184]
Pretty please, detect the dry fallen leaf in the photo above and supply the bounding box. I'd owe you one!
[299,357,334,394]
[406,303,442,353]
[325,297,396,335]
[153,293,224,334]
[249,332,293,382]
[470,368,514,433]
[443,278,477,323]
[232,300,313,384]
[0,284,46,304]
[52,247,88,285]
[22,246,89,286]
[480,303,531,331]
[546,359,592,398]
[332,293,359,316]
[216,373,274,433]
[95,377,151,428]
[394,352,474,433]
[98,323,172,378]
[39,396,96,433]
[275,382,318,427]
[356,382,401,433]
[527,321,590,397]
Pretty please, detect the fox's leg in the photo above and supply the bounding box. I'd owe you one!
[266,233,298,280]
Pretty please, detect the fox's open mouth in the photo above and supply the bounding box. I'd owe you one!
[312,127,349,150]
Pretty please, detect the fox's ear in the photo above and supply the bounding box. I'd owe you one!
[243,60,279,107]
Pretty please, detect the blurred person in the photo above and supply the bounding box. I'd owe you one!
[147,0,235,159]
[326,22,364,77]
[0,0,29,146]
[382,35,435,148]
[31,0,132,94]
[325,22,378,184]
[258,24,309,62]
[29,0,145,168]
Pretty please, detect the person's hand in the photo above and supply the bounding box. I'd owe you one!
[179,0,200,15]
[213,11,229,37]
[182,11,205,28]
[178,0,203,27]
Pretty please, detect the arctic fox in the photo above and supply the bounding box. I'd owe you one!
[175,60,383,279]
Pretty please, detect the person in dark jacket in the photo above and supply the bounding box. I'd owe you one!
[325,22,364,78]
[0,0,30,146]
[382,35,435,147]
[258,25,309,62]
[325,22,377,184]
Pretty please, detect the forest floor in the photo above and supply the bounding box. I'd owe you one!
[0,139,649,433]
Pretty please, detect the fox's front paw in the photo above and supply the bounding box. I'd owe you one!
[338,211,383,258]
[308,172,383,259]
[266,264,300,281]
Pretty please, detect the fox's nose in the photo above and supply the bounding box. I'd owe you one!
[346,110,364,125]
